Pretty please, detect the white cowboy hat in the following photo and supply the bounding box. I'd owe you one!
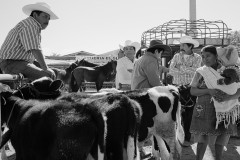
[180,36,199,48]
[119,40,141,52]
[22,2,58,20]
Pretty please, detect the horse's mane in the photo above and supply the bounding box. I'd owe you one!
[78,59,98,67]
[94,60,116,70]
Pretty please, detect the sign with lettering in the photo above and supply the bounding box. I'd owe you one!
[76,56,118,65]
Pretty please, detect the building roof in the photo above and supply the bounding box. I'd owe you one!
[98,49,120,57]
[63,51,96,57]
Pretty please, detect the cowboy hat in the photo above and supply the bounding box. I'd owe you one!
[180,36,199,48]
[22,2,58,20]
[119,40,141,52]
[147,39,171,52]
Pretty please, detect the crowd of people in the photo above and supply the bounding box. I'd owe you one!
[0,2,240,160]
[115,37,240,160]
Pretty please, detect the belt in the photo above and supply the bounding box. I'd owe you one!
[118,83,131,90]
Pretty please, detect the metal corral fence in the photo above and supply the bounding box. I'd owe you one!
[141,19,232,64]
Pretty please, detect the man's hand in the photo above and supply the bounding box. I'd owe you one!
[45,68,56,80]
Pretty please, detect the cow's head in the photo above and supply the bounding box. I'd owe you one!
[13,77,63,100]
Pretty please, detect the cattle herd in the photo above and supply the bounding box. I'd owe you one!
[0,77,187,160]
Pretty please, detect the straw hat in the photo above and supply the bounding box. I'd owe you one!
[119,40,141,52]
[180,36,199,48]
[22,2,58,20]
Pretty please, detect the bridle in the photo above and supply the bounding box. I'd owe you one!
[173,84,196,108]
[180,95,196,108]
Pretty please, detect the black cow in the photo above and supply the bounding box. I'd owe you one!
[0,94,106,160]
[58,93,142,160]
[0,77,63,149]
[13,76,63,100]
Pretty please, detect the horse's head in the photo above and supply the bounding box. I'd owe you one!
[111,60,117,72]
[13,77,63,100]
[108,60,117,81]
[177,84,196,107]
[66,62,78,73]
[77,59,85,66]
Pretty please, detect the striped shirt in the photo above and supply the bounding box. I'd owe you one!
[0,17,42,63]
[169,52,202,85]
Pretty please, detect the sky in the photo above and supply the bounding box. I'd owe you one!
[1,0,240,56]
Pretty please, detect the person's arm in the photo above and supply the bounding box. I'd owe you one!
[190,71,215,97]
[169,54,182,76]
[160,66,169,73]
[180,55,202,74]
[145,62,162,86]
[190,87,214,97]
[32,49,48,70]
[214,87,240,102]
[32,49,56,79]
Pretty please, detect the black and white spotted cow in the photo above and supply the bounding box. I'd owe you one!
[58,93,142,160]
[0,94,106,160]
[99,85,184,160]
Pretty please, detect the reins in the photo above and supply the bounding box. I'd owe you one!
[6,101,16,126]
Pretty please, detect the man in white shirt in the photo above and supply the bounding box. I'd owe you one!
[115,40,140,90]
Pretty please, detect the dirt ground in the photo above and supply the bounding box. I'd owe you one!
[141,136,240,160]
[1,136,239,160]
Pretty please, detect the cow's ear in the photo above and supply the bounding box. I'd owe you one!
[50,80,63,91]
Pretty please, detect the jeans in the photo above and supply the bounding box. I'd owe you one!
[0,59,54,81]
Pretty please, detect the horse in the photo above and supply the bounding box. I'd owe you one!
[52,59,99,91]
[70,60,117,92]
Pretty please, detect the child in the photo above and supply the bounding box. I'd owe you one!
[217,45,240,85]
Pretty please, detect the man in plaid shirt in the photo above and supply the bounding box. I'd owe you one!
[169,36,202,147]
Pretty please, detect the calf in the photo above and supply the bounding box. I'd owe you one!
[0,93,106,160]
[99,85,184,160]
[0,77,63,158]
[58,93,142,160]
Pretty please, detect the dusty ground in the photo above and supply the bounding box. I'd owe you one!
[141,136,240,160]
[1,136,239,160]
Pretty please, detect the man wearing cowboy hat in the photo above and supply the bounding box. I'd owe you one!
[115,40,140,90]
[131,39,171,90]
[0,2,58,81]
[169,35,202,147]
